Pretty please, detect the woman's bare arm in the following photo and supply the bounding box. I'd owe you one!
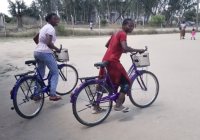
[121,41,144,53]
[46,34,59,52]
[105,39,110,48]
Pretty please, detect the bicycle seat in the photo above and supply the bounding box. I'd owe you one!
[25,60,36,65]
[94,61,110,68]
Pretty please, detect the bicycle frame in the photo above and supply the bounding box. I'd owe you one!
[70,55,147,104]
[11,63,66,100]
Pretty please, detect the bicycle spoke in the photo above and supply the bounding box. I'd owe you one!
[76,96,93,102]
[56,65,78,95]
[73,81,113,126]
[77,106,92,113]
[129,71,159,108]
[13,77,44,119]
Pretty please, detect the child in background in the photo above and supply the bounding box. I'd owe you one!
[191,29,196,40]
[90,21,93,31]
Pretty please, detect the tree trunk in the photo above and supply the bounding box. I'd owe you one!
[94,6,98,23]
[74,8,77,24]
[84,4,85,23]
[106,0,110,23]
[17,16,23,28]
[87,5,90,23]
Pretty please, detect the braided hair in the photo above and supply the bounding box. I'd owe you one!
[45,13,57,22]
[122,18,134,26]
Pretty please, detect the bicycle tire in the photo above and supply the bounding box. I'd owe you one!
[72,81,113,126]
[56,64,78,95]
[129,71,159,108]
[13,76,44,119]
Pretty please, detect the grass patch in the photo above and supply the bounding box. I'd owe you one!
[0,23,197,38]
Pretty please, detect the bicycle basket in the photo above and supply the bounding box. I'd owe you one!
[132,53,150,67]
[56,49,69,62]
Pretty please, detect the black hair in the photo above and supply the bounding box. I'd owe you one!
[45,13,57,22]
[122,18,134,26]
[182,21,185,23]
[192,29,195,31]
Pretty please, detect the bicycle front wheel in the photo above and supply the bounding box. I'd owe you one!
[56,64,78,95]
[72,81,113,126]
[129,71,159,108]
[13,76,44,119]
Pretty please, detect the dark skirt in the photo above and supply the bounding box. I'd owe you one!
[180,30,185,36]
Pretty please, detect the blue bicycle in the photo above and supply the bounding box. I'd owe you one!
[70,46,159,126]
[10,45,78,119]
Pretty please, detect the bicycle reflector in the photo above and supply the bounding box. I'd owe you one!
[10,83,16,99]
[70,93,74,98]
[10,89,13,99]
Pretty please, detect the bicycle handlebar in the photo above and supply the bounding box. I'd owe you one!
[131,46,148,55]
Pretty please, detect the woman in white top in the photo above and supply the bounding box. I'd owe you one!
[33,13,61,101]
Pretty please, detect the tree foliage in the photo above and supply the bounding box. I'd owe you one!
[184,9,196,21]
[6,0,199,27]
[149,14,165,26]
[7,0,27,28]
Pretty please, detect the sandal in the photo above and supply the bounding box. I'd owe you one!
[49,95,62,101]
[114,105,130,113]
[33,96,42,101]
[92,108,107,114]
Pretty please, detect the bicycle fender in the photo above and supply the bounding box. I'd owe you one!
[70,79,105,103]
[12,75,36,100]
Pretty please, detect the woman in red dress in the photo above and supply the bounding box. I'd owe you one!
[98,18,144,112]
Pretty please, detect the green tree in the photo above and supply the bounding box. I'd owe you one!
[162,0,197,25]
[184,9,196,21]
[35,0,52,17]
[7,0,27,28]
[149,14,165,26]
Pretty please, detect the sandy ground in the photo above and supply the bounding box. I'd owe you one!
[0,33,200,140]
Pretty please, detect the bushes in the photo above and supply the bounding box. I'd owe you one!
[55,23,71,36]
[100,19,107,27]
[149,14,165,26]
[2,29,38,37]
[22,17,39,26]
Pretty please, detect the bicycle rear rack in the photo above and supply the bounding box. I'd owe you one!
[14,71,35,81]
[79,75,102,83]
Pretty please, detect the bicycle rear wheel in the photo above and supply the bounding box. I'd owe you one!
[72,81,112,126]
[129,71,159,108]
[13,76,44,119]
[56,64,78,95]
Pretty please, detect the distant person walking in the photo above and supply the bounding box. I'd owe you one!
[90,21,93,31]
[191,29,196,40]
[180,21,186,40]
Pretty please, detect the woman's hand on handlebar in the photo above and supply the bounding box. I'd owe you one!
[138,49,145,54]
[131,46,148,55]
[54,45,62,53]
[55,47,60,52]
[139,46,148,54]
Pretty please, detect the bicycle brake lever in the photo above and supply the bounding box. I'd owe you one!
[145,46,148,51]
[59,44,62,53]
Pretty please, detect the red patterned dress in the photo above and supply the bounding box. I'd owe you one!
[99,31,131,88]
